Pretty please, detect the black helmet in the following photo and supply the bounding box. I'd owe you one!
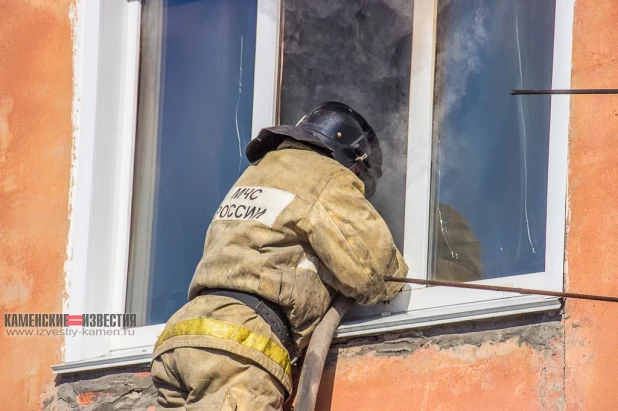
[246,102,383,198]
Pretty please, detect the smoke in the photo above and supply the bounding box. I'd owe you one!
[280,0,413,249]
[428,0,491,276]
[434,0,488,129]
[430,0,556,278]
[432,0,489,209]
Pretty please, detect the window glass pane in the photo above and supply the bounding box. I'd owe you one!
[279,0,413,250]
[430,0,556,281]
[128,0,258,326]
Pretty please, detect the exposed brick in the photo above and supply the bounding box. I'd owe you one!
[44,367,157,411]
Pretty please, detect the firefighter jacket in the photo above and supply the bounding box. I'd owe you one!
[153,140,408,394]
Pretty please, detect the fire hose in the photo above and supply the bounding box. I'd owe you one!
[294,294,354,411]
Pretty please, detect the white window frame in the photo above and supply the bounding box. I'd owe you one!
[54,0,573,373]
[340,0,573,336]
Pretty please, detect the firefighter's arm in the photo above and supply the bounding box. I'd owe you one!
[299,172,408,305]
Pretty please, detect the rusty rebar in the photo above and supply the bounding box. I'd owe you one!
[510,88,618,95]
[384,276,618,303]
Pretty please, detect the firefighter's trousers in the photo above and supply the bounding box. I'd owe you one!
[152,346,285,410]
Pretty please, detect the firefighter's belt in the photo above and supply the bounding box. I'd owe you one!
[155,317,292,376]
[199,288,296,360]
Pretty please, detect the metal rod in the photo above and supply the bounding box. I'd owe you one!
[510,88,618,95]
[384,276,618,303]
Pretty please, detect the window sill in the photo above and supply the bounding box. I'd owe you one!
[52,349,154,374]
[337,294,561,338]
[53,294,560,374]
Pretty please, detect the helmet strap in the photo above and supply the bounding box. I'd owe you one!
[352,145,373,169]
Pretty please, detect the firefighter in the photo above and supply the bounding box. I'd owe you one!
[151,102,408,410]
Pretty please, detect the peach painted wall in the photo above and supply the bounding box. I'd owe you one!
[564,0,618,409]
[2,0,618,410]
[0,0,74,409]
[315,324,565,411]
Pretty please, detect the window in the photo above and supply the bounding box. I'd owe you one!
[430,0,556,281]
[126,0,259,327]
[57,0,573,371]
[276,0,570,336]
[59,0,281,369]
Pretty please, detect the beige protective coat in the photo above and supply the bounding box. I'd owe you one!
[153,141,408,404]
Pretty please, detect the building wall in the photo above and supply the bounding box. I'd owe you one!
[564,1,618,408]
[2,0,618,410]
[0,0,74,410]
[316,315,564,410]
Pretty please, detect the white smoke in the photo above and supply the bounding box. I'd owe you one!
[434,0,489,127]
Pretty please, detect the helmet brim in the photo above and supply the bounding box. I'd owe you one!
[246,125,333,163]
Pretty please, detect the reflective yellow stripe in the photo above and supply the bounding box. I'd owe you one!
[155,318,292,376]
